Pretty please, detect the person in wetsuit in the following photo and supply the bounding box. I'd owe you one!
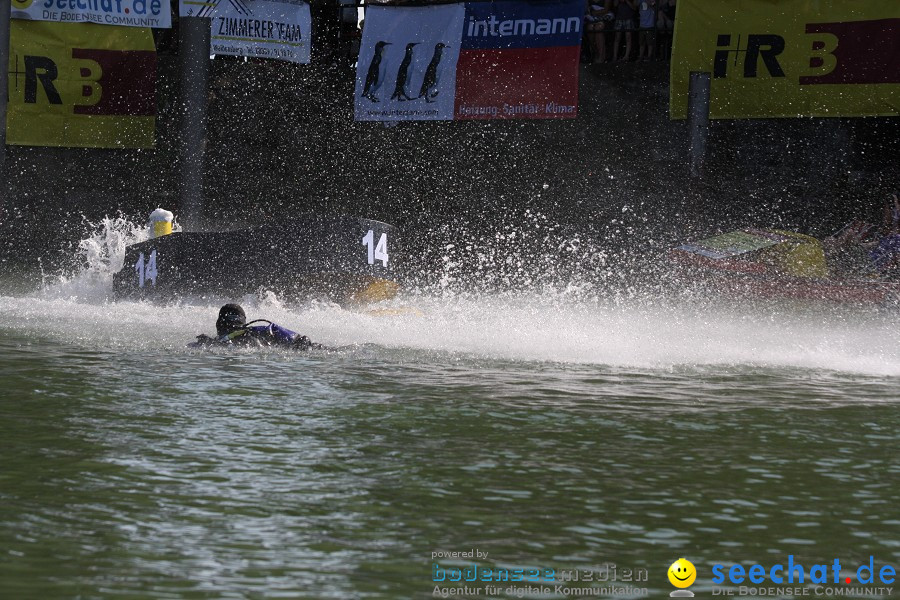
[871,193,900,275]
[191,304,320,349]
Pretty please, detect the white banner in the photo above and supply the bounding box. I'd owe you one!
[354,5,464,121]
[12,0,172,28]
[180,0,311,64]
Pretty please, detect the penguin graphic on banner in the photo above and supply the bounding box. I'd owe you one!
[354,3,464,121]
[362,41,392,102]
[391,43,419,101]
[419,43,447,102]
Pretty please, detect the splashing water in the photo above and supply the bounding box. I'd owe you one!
[37,214,179,303]
[1,232,897,600]
[0,290,899,378]
[0,215,898,377]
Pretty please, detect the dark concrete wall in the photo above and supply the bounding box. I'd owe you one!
[3,54,897,285]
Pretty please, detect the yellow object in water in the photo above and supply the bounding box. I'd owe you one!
[149,208,174,238]
[153,221,172,237]
[349,278,421,316]
[763,230,828,278]
[350,278,399,304]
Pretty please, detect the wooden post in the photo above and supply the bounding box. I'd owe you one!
[0,1,11,203]
[179,16,210,230]
[688,71,711,179]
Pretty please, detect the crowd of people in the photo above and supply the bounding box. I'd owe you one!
[826,193,900,277]
[584,0,676,64]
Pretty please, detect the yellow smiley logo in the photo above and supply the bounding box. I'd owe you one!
[12,0,35,9]
[668,558,697,588]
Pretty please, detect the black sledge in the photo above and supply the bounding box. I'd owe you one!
[113,215,398,302]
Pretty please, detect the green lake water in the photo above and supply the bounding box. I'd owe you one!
[0,289,898,599]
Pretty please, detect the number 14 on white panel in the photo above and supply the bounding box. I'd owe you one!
[362,230,388,267]
[135,250,158,287]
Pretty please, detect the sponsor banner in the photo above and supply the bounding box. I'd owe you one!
[355,0,581,122]
[456,0,581,120]
[7,20,157,149]
[11,0,171,28]
[354,4,464,122]
[180,0,311,64]
[671,0,900,119]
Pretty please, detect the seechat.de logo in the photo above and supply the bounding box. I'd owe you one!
[669,558,697,597]
[711,556,896,586]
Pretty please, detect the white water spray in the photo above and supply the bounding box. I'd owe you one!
[0,216,898,377]
[37,214,181,303]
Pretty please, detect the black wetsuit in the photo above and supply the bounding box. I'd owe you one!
[190,321,321,350]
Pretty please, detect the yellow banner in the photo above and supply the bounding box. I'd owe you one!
[7,21,156,148]
[670,0,900,119]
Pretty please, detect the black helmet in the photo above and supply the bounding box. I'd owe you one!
[216,303,246,336]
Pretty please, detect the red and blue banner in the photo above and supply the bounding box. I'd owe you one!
[354,0,582,122]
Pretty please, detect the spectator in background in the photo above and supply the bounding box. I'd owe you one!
[612,0,637,62]
[637,0,656,60]
[584,0,614,63]
[657,0,675,29]
[882,193,900,235]
[338,0,361,62]
[824,193,900,277]
[656,0,676,59]
[339,0,358,36]
[152,0,180,55]
[870,193,900,274]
